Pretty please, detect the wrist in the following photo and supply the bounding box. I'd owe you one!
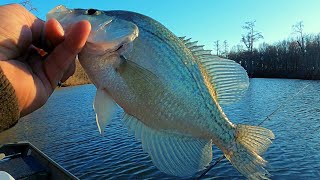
[0,63,20,132]
[0,60,35,116]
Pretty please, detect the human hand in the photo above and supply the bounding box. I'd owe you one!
[0,4,91,117]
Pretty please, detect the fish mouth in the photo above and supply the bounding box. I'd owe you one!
[105,28,137,54]
[47,5,72,20]
[84,33,136,56]
[114,44,124,51]
[84,19,138,56]
[47,5,139,56]
[112,40,134,55]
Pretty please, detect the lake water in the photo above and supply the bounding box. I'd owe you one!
[0,78,319,179]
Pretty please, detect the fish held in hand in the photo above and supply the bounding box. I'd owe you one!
[47,5,275,179]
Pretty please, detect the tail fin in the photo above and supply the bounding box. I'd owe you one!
[224,124,275,179]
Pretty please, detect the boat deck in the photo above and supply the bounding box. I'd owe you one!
[0,142,78,180]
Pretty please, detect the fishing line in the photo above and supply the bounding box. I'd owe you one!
[196,83,310,180]
[257,83,310,126]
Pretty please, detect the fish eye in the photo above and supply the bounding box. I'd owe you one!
[85,9,101,15]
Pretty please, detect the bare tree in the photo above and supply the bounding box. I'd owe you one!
[292,21,305,55]
[222,40,228,57]
[241,20,263,53]
[20,0,37,12]
[213,40,220,56]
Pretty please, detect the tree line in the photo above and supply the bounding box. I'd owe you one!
[61,20,320,87]
[216,21,320,80]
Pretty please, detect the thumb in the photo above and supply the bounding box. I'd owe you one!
[43,20,91,92]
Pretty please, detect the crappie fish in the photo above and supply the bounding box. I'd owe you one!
[47,5,275,179]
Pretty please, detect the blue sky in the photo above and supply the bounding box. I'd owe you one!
[1,0,320,51]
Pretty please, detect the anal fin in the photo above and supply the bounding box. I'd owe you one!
[123,113,213,177]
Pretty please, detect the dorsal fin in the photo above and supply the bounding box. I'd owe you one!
[189,45,205,51]
[199,56,249,104]
[185,41,198,48]
[183,38,192,44]
[182,37,249,104]
[193,50,212,56]
[178,36,186,40]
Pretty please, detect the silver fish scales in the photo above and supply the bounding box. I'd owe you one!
[48,6,275,179]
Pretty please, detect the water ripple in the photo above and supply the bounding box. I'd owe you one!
[0,80,319,179]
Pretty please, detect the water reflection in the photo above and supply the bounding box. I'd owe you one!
[0,79,319,179]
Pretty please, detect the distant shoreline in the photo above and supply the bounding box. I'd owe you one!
[61,76,318,88]
[65,54,319,88]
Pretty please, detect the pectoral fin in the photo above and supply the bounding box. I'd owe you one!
[117,55,164,99]
[93,88,118,135]
[118,55,159,85]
